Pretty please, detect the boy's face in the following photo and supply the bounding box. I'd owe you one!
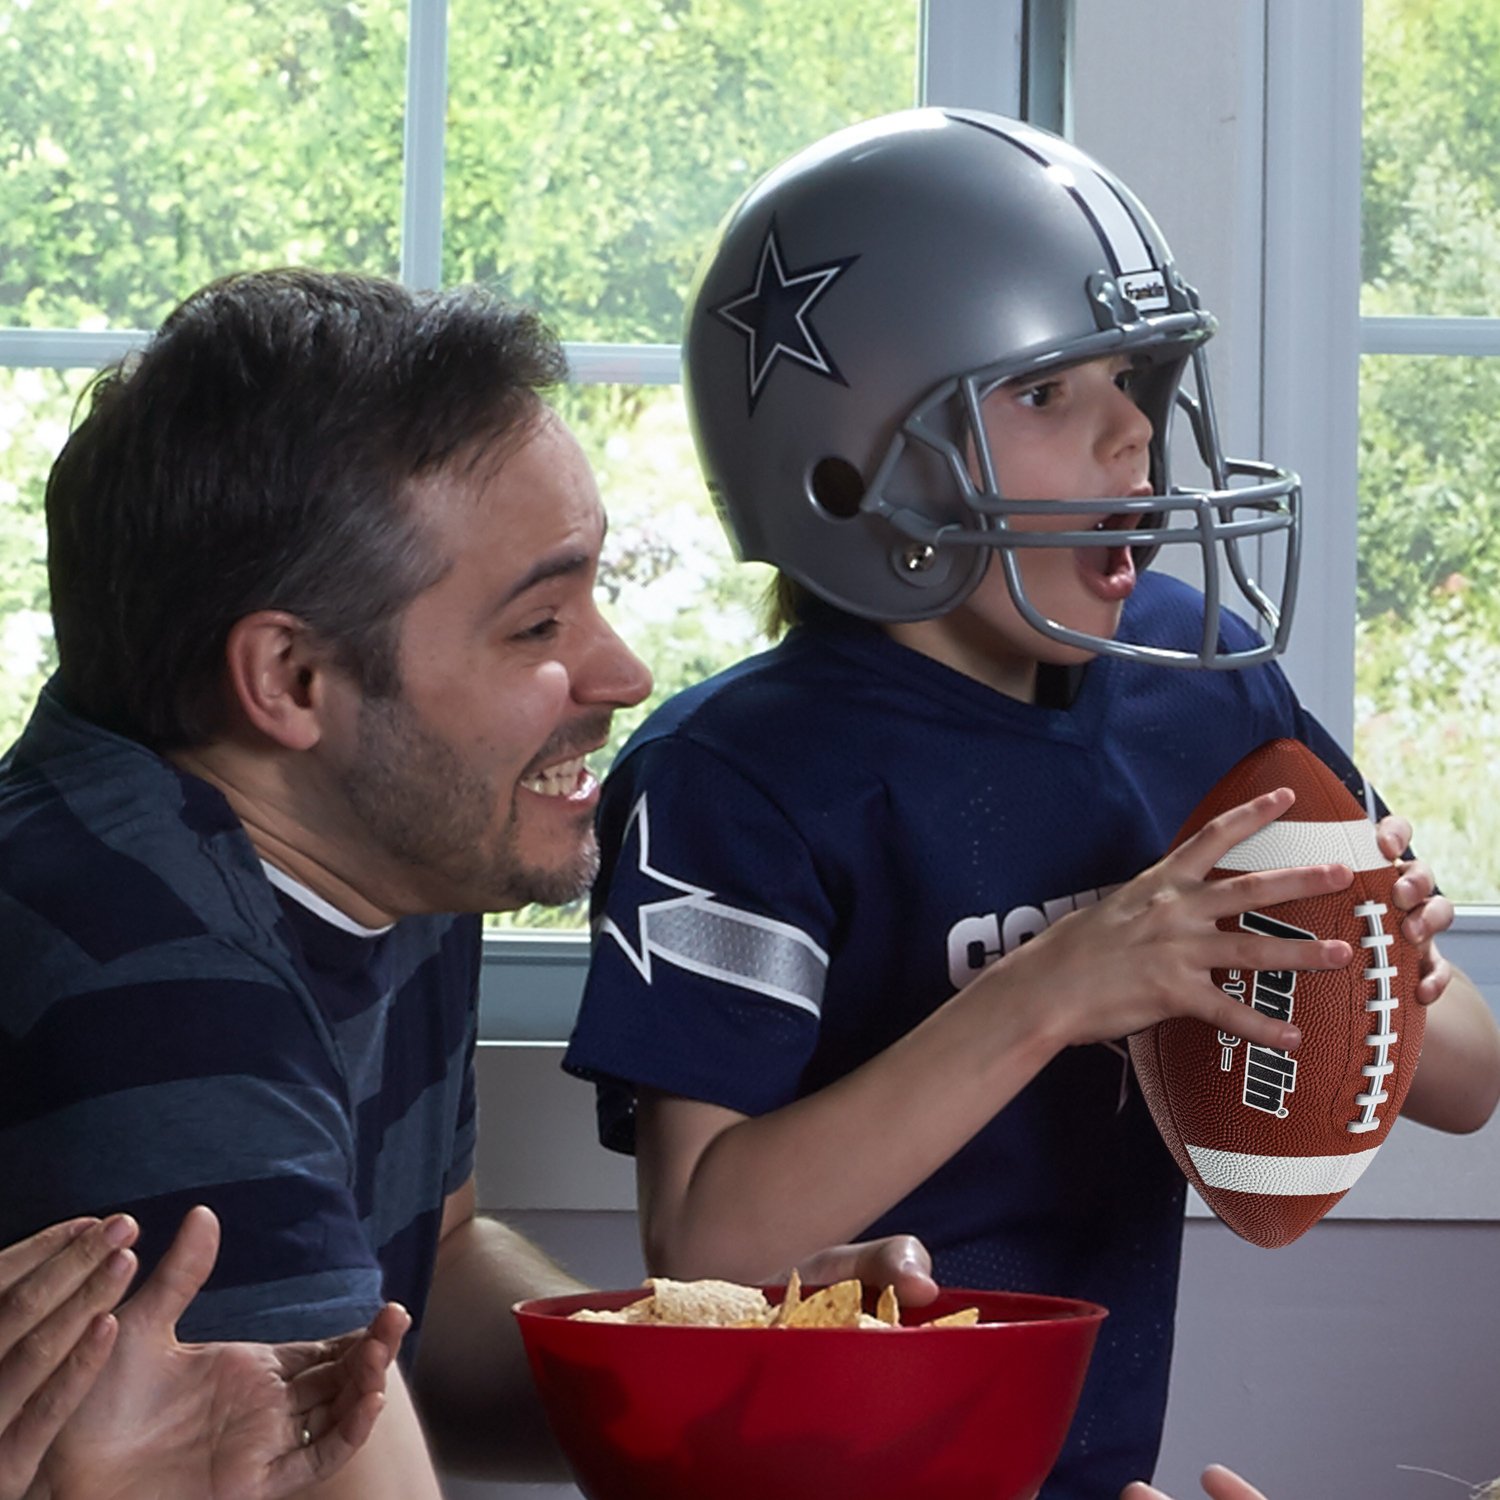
[888,353,1153,698]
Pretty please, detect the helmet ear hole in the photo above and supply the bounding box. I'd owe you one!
[809,456,865,519]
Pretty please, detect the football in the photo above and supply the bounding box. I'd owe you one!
[1127,737,1425,1248]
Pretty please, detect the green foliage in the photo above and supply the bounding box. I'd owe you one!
[0,370,87,744]
[0,0,408,329]
[1355,595,1500,899]
[442,0,914,343]
[1358,354,1500,616]
[1362,0,1500,301]
[1358,0,1500,900]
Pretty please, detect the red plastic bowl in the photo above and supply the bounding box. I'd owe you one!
[513,1286,1106,1500]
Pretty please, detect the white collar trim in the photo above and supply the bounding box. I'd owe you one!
[260,861,394,938]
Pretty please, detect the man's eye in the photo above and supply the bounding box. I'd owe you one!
[515,616,560,642]
[1016,382,1057,409]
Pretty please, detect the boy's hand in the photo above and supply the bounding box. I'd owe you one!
[1376,813,1454,1006]
[789,1235,937,1308]
[1006,787,1352,1052]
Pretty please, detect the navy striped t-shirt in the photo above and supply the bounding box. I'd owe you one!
[0,681,479,1358]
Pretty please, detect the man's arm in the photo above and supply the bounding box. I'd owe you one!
[409,1178,583,1481]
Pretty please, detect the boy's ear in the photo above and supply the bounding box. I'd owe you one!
[222,611,336,751]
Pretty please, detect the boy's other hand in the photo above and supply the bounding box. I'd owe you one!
[1376,812,1455,1006]
[789,1235,937,1308]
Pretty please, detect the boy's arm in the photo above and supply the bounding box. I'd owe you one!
[408,1178,581,1482]
[1400,967,1500,1132]
[636,789,1353,1284]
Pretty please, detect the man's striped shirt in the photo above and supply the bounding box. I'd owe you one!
[0,682,479,1358]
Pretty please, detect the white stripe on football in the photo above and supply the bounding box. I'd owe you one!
[1186,1143,1381,1197]
[1215,817,1386,874]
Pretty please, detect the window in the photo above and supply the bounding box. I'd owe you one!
[1359,0,1500,904]
[1,0,1041,1033]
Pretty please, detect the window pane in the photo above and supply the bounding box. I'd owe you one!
[445,0,920,343]
[0,0,406,331]
[1362,0,1500,317]
[0,369,92,746]
[1355,352,1500,903]
[490,382,773,932]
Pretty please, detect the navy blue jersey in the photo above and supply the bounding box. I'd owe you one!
[0,682,478,1361]
[565,571,1379,1497]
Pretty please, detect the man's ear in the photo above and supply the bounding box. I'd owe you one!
[222,611,336,752]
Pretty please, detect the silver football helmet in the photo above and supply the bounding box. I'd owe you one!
[682,108,1300,668]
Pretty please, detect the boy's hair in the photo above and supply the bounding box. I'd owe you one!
[46,268,567,749]
[762,573,812,639]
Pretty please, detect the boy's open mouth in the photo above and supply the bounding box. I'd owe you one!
[1082,512,1141,575]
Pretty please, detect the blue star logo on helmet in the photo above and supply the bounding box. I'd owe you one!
[711,218,857,413]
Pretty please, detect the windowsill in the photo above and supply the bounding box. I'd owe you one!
[475,915,1500,1222]
[478,908,1500,1042]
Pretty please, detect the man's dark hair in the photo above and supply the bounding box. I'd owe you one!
[45,268,568,749]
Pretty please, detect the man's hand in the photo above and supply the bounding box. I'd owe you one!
[32,1205,408,1500]
[1122,1463,1270,1500]
[1,1216,140,1500]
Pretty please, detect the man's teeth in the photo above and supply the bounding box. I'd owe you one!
[521,755,588,796]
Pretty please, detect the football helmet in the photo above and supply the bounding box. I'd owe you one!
[681,108,1300,668]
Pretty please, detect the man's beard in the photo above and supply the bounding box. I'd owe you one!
[338,691,600,913]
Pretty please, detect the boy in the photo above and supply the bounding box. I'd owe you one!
[564,111,1500,1497]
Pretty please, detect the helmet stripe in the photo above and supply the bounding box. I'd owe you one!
[957,114,1159,281]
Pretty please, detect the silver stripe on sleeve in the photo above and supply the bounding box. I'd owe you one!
[642,902,828,1016]
[599,793,829,1018]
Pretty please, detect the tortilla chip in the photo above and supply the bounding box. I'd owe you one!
[566,1291,657,1323]
[563,1274,983,1330]
[778,1278,863,1329]
[768,1268,803,1328]
[925,1306,981,1327]
[644,1277,772,1327]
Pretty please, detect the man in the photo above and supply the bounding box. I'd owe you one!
[0,267,924,1496]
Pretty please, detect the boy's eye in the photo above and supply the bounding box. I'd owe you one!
[1015,380,1058,409]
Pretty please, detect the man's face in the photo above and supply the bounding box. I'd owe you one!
[332,408,652,915]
